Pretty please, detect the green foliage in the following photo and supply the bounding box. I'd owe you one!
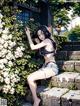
[26,18,40,35]
[53,35,68,49]
[49,1,74,35]
[0,0,41,106]
[54,8,70,28]
[73,3,80,16]
[68,84,77,90]
[67,26,80,41]
[0,92,23,106]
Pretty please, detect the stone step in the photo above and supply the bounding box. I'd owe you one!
[60,41,80,51]
[22,102,32,106]
[40,87,69,106]
[40,87,80,106]
[56,60,80,72]
[1,86,80,106]
[51,72,80,90]
[0,98,7,106]
[61,90,80,106]
[56,51,80,60]
[61,41,80,45]
[61,45,80,51]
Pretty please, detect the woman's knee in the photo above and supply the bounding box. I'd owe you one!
[27,74,35,83]
[27,75,32,83]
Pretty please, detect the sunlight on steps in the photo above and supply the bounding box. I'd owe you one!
[22,42,80,106]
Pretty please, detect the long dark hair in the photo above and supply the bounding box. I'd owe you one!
[33,25,57,51]
[33,25,51,39]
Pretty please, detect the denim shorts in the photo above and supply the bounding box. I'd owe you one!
[41,62,59,75]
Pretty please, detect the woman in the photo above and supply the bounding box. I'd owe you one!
[25,25,59,106]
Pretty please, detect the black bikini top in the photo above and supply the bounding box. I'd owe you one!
[39,38,56,56]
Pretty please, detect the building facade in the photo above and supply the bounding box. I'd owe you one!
[16,0,52,27]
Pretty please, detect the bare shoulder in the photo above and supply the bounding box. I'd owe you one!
[43,38,52,44]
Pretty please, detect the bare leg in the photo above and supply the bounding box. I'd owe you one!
[27,76,40,106]
[27,68,56,106]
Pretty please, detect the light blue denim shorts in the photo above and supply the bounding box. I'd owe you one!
[41,62,59,75]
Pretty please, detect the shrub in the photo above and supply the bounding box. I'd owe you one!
[0,4,41,106]
[67,26,80,41]
[53,35,68,50]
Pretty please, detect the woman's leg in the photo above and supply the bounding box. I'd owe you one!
[27,68,56,106]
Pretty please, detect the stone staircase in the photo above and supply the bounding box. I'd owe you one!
[23,41,80,106]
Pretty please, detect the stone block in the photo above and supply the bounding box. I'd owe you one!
[62,45,73,51]
[61,90,80,106]
[56,61,75,71]
[51,76,58,87]
[55,51,67,60]
[68,51,80,60]
[0,98,7,106]
[75,75,80,90]
[62,61,75,71]
[72,45,80,51]
[74,61,80,72]
[51,72,79,89]
[22,102,32,106]
[40,87,69,106]
[56,61,63,70]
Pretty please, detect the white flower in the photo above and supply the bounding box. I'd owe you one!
[20,46,25,51]
[8,34,12,39]
[11,74,20,83]
[3,42,8,48]
[0,19,1,23]
[0,23,3,28]
[2,22,5,25]
[0,28,2,34]
[0,59,8,64]
[0,52,2,57]
[1,48,8,56]
[14,47,23,58]
[0,38,5,44]
[16,76,20,82]
[0,45,3,50]
[10,73,20,83]
[11,83,15,86]
[2,27,9,34]
[0,63,5,69]
[8,40,16,48]
[0,13,3,19]
[2,33,8,40]
[6,52,14,60]
[8,61,13,67]
[0,70,4,74]
[2,71,9,78]
[16,47,21,51]
[9,87,15,94]
[0,76,4,82]
[3,85,11,94]
[3,58,8,64]
[8,46,12,49]
[4,77,10,84]
[15,51,23,58]
[11,77,17,83]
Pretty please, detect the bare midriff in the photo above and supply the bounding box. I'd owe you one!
[44,55,56,63]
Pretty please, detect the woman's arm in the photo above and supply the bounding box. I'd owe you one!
[25,27,47,50]
[34,38,40,44]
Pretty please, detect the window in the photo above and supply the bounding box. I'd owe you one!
[17,9,29,25]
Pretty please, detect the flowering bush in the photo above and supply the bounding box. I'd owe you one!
[0,12,25,94]
[0,0,41,105]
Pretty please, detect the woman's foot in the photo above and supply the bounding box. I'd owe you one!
[33,98,41,106]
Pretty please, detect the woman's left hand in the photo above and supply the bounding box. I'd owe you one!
[25,27,30,36]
